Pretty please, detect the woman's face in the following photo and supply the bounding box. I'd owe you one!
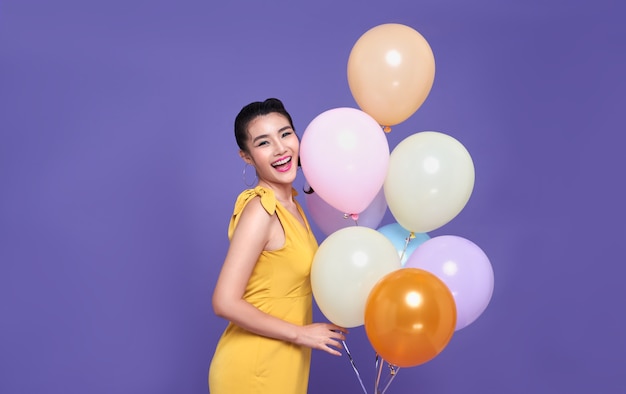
[240,112,299,187]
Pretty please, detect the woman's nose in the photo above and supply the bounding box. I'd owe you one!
[274,140,287,154]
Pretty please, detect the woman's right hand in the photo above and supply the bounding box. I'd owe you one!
[296,323,348,356]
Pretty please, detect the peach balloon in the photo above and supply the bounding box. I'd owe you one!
[347,23,435,128]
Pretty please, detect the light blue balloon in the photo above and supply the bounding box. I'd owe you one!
[377,222,430,266]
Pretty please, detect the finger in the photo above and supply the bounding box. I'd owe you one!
[330,331,346,341]
[334,326,349,334]
[325,345,342,357]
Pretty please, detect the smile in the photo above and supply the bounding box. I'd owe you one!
[272,156,292,167]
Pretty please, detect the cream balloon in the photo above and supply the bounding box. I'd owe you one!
[347,23,435,128]
[384,131,475,233]
[311,226,402,328]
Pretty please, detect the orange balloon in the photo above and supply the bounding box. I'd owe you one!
[364,268,456,368]
[347,23,435,128]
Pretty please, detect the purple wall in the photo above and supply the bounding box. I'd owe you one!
[1,1,624,393]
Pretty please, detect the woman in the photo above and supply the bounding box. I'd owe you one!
[209,98,347,393]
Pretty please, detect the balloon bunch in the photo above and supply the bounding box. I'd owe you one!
[301,23,494,394]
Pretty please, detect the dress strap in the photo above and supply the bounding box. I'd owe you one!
[229,186,284,239]
[233,186,277,216]
[229,186,302,239]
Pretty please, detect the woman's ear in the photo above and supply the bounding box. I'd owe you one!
[239,150,252,165]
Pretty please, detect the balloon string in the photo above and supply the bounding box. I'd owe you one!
[374,354,379,393]
[342,340,368,394]
[374,356,384,394]
[380,364,401,394]
[343,213,360,226]
[398,231,415,262]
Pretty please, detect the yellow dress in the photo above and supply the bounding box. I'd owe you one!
[209,186,319,394]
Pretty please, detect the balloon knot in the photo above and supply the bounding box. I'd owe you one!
[349,213,359,221]
[382,125,392,133]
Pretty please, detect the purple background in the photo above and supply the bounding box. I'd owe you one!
[1,1,624,393]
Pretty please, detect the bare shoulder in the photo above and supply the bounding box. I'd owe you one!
[234,195,284,251]
[233,196,273,237]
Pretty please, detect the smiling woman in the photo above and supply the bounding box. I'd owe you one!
[208,98,348,394]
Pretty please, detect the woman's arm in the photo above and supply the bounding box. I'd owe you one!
[212,197,347,356]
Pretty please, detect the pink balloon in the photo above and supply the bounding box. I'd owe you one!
[300,107,389,215]
[404,235,494,331]
[304,184,387,236]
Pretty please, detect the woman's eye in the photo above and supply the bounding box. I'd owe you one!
[257,141,268,147]
[282,131,292,138]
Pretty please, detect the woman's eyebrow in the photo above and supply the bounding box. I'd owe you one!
[252,134,269,143]
[252,126,293,143]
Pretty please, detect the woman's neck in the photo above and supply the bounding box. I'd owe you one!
[257,180,293,205]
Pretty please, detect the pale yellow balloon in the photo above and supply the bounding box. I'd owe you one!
[384,131,475,233]
[311,227,402,328]
[347,23,435,127]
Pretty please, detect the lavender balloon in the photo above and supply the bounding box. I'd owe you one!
[304,183,387,236]
[405,235,494,331]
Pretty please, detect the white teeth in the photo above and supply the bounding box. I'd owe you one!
[272,157,291,166]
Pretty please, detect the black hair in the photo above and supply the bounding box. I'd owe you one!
[234,98,295,154]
